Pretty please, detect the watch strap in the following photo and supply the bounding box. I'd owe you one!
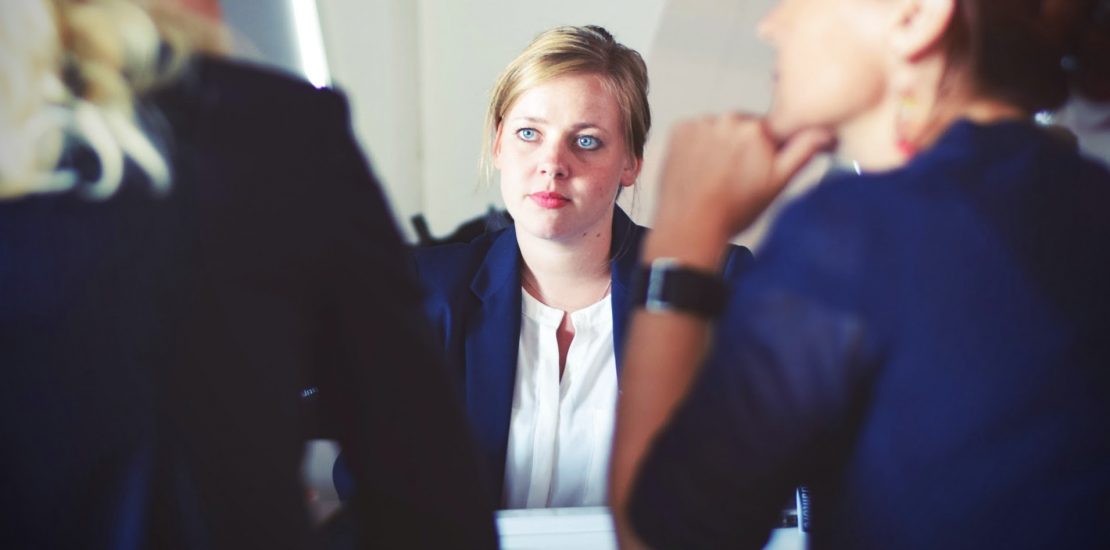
[632,257,727,318]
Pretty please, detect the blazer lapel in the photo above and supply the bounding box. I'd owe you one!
[462,209,647,499]
[610,207,645,375]
[464,227,522,502]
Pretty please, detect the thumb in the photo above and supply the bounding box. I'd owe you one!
[771,127,834,185]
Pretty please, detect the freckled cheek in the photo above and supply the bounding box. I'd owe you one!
[498,172,529,202]
[499,159,535,188]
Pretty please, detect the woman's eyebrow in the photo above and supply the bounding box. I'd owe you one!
[508,116,610,134]
[508,116,547,125]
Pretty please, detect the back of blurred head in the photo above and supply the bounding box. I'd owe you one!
[0,0,222,200]
[941,0,1110,112]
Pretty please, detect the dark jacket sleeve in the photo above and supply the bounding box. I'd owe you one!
[299,86,498,548]
[628,189,878,549]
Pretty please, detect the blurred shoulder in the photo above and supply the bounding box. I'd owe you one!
[150,55,349,131]
[749,170,878,287]
[775,169,880,237]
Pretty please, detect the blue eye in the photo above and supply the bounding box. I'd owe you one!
[576,135,600,150]
[516,128,538,141]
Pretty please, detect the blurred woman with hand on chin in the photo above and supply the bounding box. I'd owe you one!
[611,0,1110,548]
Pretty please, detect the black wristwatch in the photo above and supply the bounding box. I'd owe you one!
[632,257,727,318]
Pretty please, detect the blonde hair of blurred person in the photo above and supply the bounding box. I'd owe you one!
[0,0,224,200]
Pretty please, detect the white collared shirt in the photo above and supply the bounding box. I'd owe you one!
[502,288,618,509]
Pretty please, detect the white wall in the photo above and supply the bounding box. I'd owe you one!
[316,1,423,238]
[631,0,830,248]
[221,1,303,77]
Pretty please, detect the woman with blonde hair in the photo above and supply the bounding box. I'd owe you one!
[611,0,1110,547]
[0,1,496,547]
[413,25,752,509]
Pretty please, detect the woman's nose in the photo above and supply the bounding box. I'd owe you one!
[538,140,569,179]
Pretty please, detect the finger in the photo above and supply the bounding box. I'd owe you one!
[771,127,834,184]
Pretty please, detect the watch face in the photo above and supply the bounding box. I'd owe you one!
[644,259,679,312]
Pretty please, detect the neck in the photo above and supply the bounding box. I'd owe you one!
[936,98,1027,132]
[518,221,613,313]
[837,93,905,172]
[838,89,1027,173]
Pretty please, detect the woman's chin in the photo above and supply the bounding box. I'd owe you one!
[766,109,837,148]
[515,218,568,242]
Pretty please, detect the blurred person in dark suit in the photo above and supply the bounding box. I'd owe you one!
[0,1,497,548]
[611,0,1110,548]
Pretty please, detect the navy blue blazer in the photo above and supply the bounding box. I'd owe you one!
[629,120,1110,549]
[414,207,753,503]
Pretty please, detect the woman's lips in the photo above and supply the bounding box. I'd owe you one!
[529,191,570,209]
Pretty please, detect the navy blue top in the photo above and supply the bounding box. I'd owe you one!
[415,207,753,504]
[0,58,497,549]
[630,120,1110,549]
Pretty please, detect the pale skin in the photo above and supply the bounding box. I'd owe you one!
[494,73,642,375]
[609,0,1027,547]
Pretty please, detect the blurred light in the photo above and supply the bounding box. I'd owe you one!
[1034,111,1055,126]
[290,0,330,88]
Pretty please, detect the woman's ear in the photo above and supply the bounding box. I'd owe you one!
[889,0,956,61]
[620,156,642,187]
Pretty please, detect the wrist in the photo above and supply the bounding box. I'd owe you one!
[632,257,728,318]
